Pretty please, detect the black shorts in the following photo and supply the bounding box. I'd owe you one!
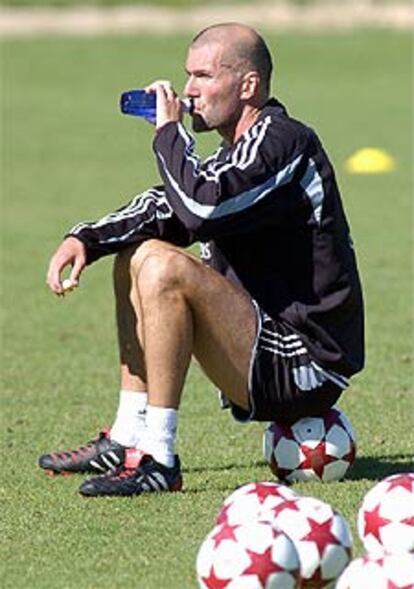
[228,304,348,425]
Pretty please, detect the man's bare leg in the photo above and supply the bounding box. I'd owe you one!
[110,247,149,447]
[132,239,256,412]
[77,239,257,494]
[123,238,256,467]
[113,246,147,392]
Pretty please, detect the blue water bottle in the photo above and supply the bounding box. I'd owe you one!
[120,89,192,124]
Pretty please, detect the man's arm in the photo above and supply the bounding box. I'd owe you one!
[153,120,306,240]
[47,186,194,295]
[144,81,306,241]
[67,187,193,264]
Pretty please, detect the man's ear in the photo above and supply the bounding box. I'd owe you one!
[240,71,261,100]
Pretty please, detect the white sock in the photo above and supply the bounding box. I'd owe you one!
[110,390,147,447]
[140,405,177,468]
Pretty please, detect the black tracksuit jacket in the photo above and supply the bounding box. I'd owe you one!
[69,99,365,378]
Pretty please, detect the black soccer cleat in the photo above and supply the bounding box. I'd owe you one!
[79,453,183,497]
[38,429,128,476]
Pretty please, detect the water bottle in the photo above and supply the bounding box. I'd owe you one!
[120,89,192,124]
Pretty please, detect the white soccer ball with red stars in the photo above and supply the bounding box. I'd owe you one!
[336,552,414,589]
[196,519,300,589]
[263,407,356,483]
[216,481,299,527]
[271,495,353,588]
[357,472,414,555]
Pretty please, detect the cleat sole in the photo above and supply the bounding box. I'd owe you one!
[45,469,76,477]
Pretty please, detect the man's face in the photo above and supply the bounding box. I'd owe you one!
[184,43,244,135]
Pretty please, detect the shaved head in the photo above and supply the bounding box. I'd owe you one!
[191,23,273,100]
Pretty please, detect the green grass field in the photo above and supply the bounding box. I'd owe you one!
[1,30,413,588]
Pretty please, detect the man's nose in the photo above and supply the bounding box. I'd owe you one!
[184,76,198,97]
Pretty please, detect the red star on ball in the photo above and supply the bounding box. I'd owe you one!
[342,442,357,465]
[216,503,231,526]
[386,474,414,493]
[201,566,232,589]
[271,498,301,518]
[273,422,296,441]
[402,515,414,526]
[211,523,239,549]
[298,442,337,479]
[387,580,414,589]
[242,545,283,588]
[323,409,341,431]
[363,505,392,542]
[247,484,279,504]
[303,566,332,588]
[301,518,341,558]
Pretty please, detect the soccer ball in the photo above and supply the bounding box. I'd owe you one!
[196,519,300,589]
[357,472,414,555]
[216,481,299,527]
[336,552,414,589]
[271,495,353,588]
[263,407,356,483]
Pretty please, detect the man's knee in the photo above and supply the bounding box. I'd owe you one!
[114,239,165,279]
[114,239,196,296]
[135,244,195,297]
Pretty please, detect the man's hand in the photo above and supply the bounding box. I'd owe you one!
[46,236,86,296]
[145,80,183,131]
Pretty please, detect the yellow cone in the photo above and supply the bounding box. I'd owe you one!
[345,148,396,174]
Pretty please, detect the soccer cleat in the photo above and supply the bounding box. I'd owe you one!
[79,453,183,497]
[38,429,128,475]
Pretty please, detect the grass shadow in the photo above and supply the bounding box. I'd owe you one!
[184,455,414,491]
[183,460,266,475]
[182,460,271,495]
[348,454,414,481]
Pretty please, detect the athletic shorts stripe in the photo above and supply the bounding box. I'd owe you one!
[227,302,348,424]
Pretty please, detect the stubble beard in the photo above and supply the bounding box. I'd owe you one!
[191,113,212,134]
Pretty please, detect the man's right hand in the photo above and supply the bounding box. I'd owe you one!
[46,236,87,296]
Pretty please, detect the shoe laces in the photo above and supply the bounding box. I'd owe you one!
[112,467,137,481]
[53,430,108,460]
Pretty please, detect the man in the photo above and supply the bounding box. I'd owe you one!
[39,23,364,497]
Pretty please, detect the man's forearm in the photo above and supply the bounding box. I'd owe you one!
[67,187,195,265]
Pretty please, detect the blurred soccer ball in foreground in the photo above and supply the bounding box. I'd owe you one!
[357,472,414,555]
[270,495,353,588]
[216,481,298,527]
[336,552,414,589]
[196,519,300,588]
[263,408,356,483]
